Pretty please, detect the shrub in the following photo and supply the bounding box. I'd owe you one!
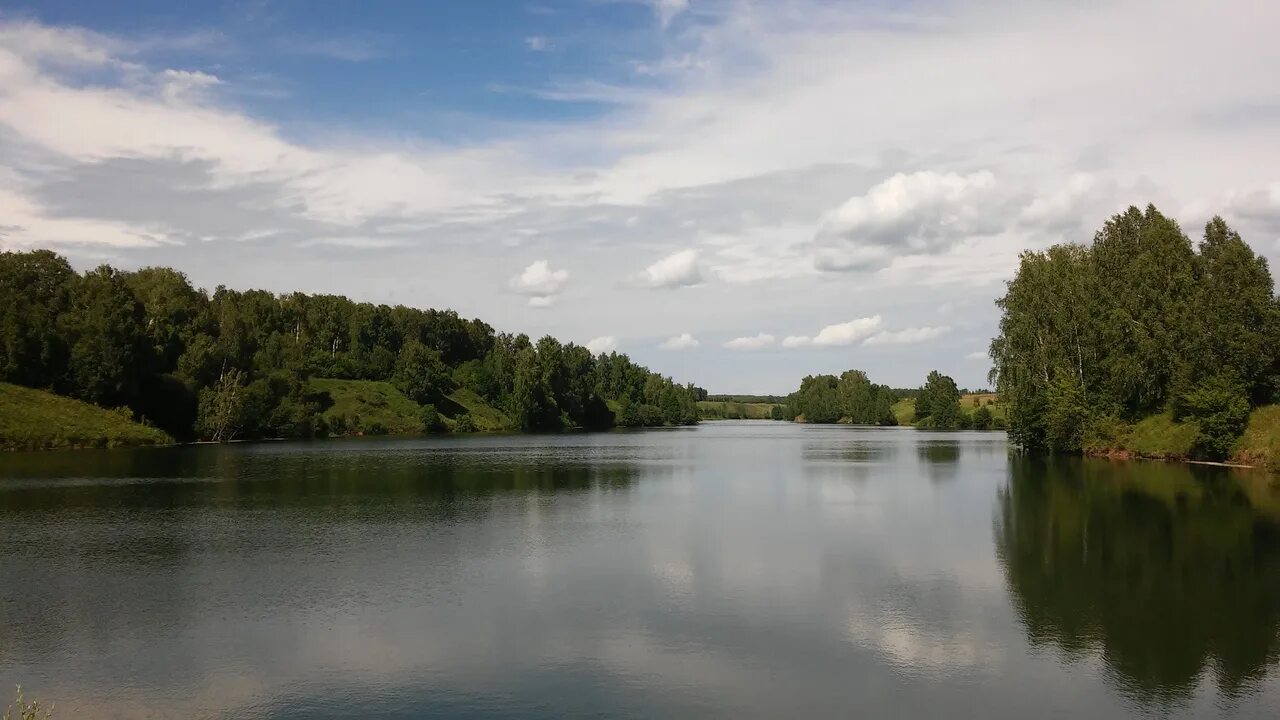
[1177,375,1251,460]
[419,404,445,433]
[972,405,993,430]
[454,413,477,433]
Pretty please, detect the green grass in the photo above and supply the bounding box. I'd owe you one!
[697,400,779,420]
[308,378,424,435]
[1233,404,1280,470]
[0,382,172,450]
[1083,411,1201,461]
[892,398,916,425]
[308,378,515,435]
[1122,413,1201,460]
[441,388,515,432]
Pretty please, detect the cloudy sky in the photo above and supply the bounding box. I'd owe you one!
[1,0,1277,393]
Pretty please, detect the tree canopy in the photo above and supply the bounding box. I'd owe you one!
[783,370,898,425]
[0,250,700,441]
[990,205,1280,458]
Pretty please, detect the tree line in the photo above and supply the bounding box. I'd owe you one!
[990,205,1280,459]
[0,250,699,441]
[780,368,999,430]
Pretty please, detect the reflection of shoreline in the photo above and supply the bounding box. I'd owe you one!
[995,456,1280,705]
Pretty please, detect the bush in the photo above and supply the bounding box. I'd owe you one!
[419,403,445,433]
[972,405,993,430]
[1177,375,1251,460]
[453,413,477,433]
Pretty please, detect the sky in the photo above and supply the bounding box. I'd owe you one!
[0,0,1278,394]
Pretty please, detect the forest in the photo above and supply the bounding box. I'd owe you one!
[0,250,700,443]
[990,206,1280,460]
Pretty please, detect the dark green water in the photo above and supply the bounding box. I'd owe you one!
[2,422,1279,718]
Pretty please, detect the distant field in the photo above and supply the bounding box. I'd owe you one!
[0,382,172,450]
[697,400,779,420]
[892,394,1005,427]
[891,398,916,426]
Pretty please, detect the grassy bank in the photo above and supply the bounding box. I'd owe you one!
[308,378,515,435]
[0,382,172,450]
[1232,405,1280,470]
[1077,405,1280,469]
[697,400,780,420]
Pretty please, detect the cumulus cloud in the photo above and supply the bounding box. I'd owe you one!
[966,350,990,360]
[782,316,883,348]
[524,36,551,52]
[864,326,951,346]
[510,260,569,307]
[637,248,704,288]
[586,335,618,354]
[0,0,1277,392]
[813,171,1004,272]
[659,332,699,350]
[723,333,775,350]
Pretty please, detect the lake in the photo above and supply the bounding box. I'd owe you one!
[2,422,1280,718]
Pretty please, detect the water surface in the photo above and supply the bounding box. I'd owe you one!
[2,422,1279,718]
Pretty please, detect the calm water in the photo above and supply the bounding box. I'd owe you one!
[2,422,1280,718]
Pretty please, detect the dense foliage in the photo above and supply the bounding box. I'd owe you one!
[783,370,898,425]
[914,370,964,429]
[990,206,1280,458]
[0,250,699,441]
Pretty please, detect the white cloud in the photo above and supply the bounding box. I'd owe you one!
[638,248,704,288]
[966,350,989,360]
[813,171,1003,272]
[659,332,699,350]
[865,326,952,346]
[510,260,569,307]
[524,36,551,52]
[586,335,618,354]
[782,316,883,348]
[160,69,221,101]
[723,333,775,350]
[647,0,689,28]
[0,1,1277,393]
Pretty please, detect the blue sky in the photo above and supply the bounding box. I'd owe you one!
[1,0,1277,393]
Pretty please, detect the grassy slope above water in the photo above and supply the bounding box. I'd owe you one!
[1233,405,1280,470]
[308,378,514,434]
[0,382,172,450]
[1074,405,1280,469]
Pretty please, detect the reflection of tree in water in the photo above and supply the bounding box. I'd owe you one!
[995,456,1280,706]
[0,443,640,662]
[917,441,960,482]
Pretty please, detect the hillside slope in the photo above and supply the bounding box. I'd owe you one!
[308,378,515,434]
[0,382,172,450]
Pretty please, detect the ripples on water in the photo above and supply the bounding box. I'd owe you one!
[1,422,1279,718]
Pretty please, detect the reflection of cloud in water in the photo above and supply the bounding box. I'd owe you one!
[9,426,1280,717]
